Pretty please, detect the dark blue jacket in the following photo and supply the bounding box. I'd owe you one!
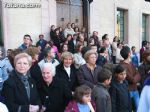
[109,78,131,112]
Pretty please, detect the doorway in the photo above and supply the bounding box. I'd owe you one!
[56,0,83,29]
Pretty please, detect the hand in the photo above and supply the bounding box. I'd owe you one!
[40,106,46,112]
[29,105,39,112]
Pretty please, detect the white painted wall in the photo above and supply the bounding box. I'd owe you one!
[1,0,150,50]
[2,0,42,49]
[90,0,150,50]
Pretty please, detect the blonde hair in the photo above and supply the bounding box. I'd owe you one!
[84,50,98,62]
[60,51,74,62]
[14,53,32,67]
[25,47,40,59]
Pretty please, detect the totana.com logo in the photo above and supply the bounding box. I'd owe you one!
[4,3,41,8]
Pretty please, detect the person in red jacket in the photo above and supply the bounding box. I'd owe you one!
[65,85,96,112]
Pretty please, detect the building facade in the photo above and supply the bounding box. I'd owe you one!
[0,0,150,50]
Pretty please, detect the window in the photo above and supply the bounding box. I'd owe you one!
[142,14,147,41]
[116,9,125,41]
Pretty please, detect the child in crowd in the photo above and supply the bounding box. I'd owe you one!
[120,46,141,111]
[92,68,112,112]
[109,64,131,112]
[65,85,96,112]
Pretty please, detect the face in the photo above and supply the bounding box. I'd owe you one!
[132,48,136,52]
[42,67,53,84]
[82,94,91,104]
[117,71,126,82]
[45,44,50,48]
[67,35,72,41]
[91,46,97,52]
[146,55,150,61]
[63,56,73,67]
[103,39,110,47]
[63,45,68,52]
[56,30,59,34]
[15,57,30,74]
[33,54,39,62]
[7,50,12,56]
[39,35,44,40]
[47,48,55,58]
[67,24,71,29]
[73,35,77,40]
[24,36,31,45]
[93,31,97,36]
[78,46,83,52]
[87,54,97,65]
[75,27,79,32]
[51,25,55,31]
[105,77,112,86]
[59,27,63,32]
[90,39,95,45]
[79,36,84,42]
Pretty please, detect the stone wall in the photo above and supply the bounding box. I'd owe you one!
[90,0,150,50]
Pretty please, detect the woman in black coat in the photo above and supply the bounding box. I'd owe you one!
[2,53,41,112]
[37,63,72,112]
[56,52,78,92]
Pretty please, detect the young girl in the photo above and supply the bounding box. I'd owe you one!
[109,64,131,112]
[65,85,96,112]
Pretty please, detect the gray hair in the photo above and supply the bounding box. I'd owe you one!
[84,50,98,62]
[14,53,32,67]
[41,63,56,76]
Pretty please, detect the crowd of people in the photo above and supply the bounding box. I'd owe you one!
[0,22,150,112]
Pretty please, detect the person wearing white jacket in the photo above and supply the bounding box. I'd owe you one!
[137,76,150,112]
[0,102,8,112]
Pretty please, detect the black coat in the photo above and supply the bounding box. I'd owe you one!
[37,77,72,112]
[109,79,131,112]
[56,63,78,92]
[68,39,77,53]
[30,63,43,87]
[1,70,41,112]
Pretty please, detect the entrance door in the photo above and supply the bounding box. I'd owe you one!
[56,0,83,29]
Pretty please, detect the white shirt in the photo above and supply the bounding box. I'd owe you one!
[116,48,124,63]
[74,53,86,69]
[112,42,117,56]
[38,59,59,70]
[64,66,71,78]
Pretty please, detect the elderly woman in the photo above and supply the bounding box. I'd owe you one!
[1,53,41,112]
[56,52,78,92]
[77,50,102,89]
[37,63,72,112]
